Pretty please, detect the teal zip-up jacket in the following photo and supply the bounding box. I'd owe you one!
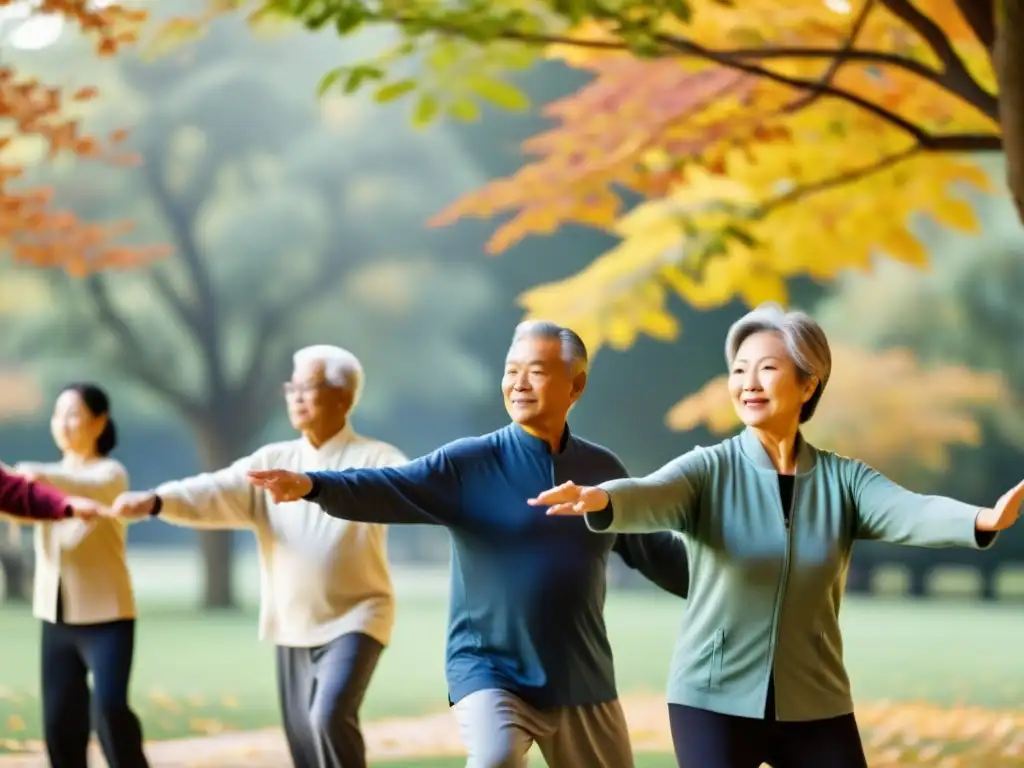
[585,428,995,721]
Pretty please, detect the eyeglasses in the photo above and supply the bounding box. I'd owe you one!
[283,383,335,398]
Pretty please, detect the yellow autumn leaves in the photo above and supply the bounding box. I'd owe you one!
[432,0,1001,356]
[3,693,1024,764]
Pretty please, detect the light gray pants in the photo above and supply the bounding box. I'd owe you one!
[453,688,635,768]
[275,632,383,768]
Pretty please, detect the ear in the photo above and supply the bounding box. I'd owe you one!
[342,387,356,411]
[332,387,355,416]
[569,371,587,402]
[91,413,109,437]
[801,376,820,404]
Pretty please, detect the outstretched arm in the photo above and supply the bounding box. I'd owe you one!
[249,445,465,526]
[303,446,463,526]
[612,532,689,599]
[587,450,707,534]
[148,457,260,530]
[15,460,126,505]
[849,460,1014,549]
[0,467,72,522]
[0,467,104,522]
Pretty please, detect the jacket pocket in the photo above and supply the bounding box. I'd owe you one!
[698,629,726,691]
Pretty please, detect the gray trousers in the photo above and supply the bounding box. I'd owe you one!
[275,632,384,768]
[453,688,635,768]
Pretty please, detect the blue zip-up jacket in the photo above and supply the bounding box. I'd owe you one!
[304,423,689,709]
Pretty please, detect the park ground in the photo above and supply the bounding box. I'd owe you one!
[0,552,1022,766]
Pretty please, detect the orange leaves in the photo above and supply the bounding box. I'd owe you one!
[71,86,99,102]
[0,179,164,274]
[0,4,161,275]
[430,64,784,252]
[668,344,1009,473]
[32,0,148,56]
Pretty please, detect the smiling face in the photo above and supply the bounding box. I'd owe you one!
[50,389,106,458]
[501,334,585,432]
[728,330,818,432]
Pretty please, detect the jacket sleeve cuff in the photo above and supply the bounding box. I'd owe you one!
[585,502,615,532]
[973,509,998,549]
[975,529,998,548]
[302,476,321,501]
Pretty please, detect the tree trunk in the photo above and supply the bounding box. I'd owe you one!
[198,528,234,609]
[192,421,253,610]
[998,0,1024,221]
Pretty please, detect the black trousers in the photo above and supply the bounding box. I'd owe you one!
[275,631,384,768]
[41,617,149,768]
[669,703,869,768]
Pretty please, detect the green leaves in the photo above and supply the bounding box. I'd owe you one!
[316,68,345,97]
[316,64,384,97]
[467,75,530,111]
[447,98,481,122]
[412,94,440,126]
[282,0,541,129]
[333,3,365,34]
[373,79,417,102]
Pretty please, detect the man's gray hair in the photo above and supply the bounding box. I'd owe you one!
[293,344,365,410]
[510,320,589,375]
[724,302,832,423]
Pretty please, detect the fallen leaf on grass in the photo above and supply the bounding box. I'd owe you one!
[187,718,228,736]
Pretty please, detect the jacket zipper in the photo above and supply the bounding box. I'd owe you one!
[766,477,796,715]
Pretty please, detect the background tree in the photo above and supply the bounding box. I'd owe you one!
[3,12,498,608]
[168,0,1017,420]
[997,0,1022,219]
[424,0,1006,351]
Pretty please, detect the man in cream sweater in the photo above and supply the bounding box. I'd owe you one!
[112,345,406,768]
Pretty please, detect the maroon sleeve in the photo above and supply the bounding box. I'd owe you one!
[0,468,71,521]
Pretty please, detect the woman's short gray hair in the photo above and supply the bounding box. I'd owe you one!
[724,302,832,423]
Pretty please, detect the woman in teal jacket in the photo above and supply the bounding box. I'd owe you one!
[530,302,1024,768]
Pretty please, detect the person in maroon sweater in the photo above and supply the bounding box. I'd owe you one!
[0,467,108,521]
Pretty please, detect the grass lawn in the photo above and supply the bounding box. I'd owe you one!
[0,552,1021,765]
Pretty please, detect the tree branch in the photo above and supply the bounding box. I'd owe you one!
[953,0,996,52]
[384,8,1000,150]
[783,0,876,114]
[145,265,194,324]
[654,29,1001,150]
[84,274,201,417]
[879,0,998,121]
[682,147,922,280]
[763,147,921,213]
[140,141,228,398]
[236,255,353,403]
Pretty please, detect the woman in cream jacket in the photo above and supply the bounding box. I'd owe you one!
[16,383,148,768]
